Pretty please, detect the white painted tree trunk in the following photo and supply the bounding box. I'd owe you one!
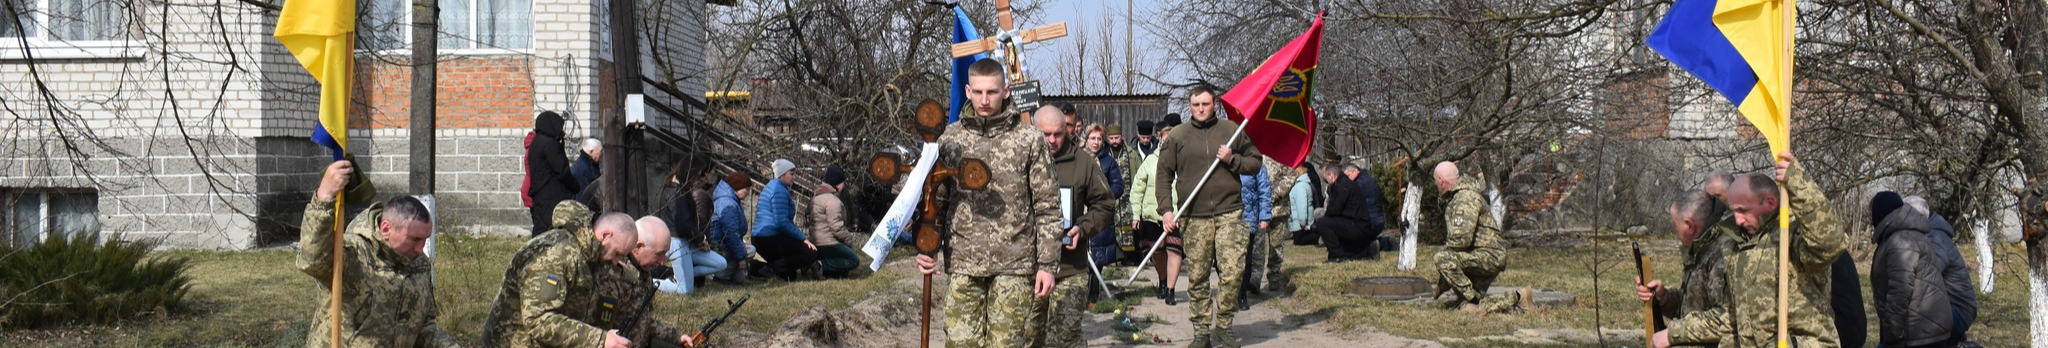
[1398,183,1421,271]
[1486,185,1505,232]
[2028,241,2047,348]
[1977,217,1997,293]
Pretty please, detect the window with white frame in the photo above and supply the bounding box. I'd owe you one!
[5,190,99,246]
[361,0,531,51]
[0,0,130,42]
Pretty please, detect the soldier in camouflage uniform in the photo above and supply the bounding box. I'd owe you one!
[1639,189,1735,348]
[481,204,644,348]
[1156,85,1264,348]
[1025,107,1116,348]
[587,217,696,348]
[913,58,1063,348]
[1246,156,1295,294]
[1430,162,1527,314]
[1669,153,1846,348]
[298,160,460,348]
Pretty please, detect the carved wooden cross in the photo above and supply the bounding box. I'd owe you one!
[870,101,992,257]
[949,0,1068,113]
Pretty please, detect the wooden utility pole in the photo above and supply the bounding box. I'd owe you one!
[603,0,641,214]
[410,0,437,194]
[1125,0,1132,94]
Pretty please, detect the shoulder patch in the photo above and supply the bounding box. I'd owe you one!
[535,274,563,302]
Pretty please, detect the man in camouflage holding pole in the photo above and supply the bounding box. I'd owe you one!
[1155,85,1264,348]
[912,58,1063,348]
[1639,189,1736,348]
[298,160,460,348]
[1665,153,1846,348]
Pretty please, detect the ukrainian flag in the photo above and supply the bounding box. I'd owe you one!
[275,0,357,160]
[1645,0,1793,155]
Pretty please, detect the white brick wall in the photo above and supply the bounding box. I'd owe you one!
[0,0,720,248]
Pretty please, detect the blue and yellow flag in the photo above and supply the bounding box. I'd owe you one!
[275,0,358,160]
[1645,0,1793,155]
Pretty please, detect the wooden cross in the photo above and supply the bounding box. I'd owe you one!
[949,0,1068,113]
[867,100,992,348]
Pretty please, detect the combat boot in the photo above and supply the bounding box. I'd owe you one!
[1185,332,1211,348]
[1517,287,1535,311]
[1212,330,1242,348]
[1431,292,1464,310]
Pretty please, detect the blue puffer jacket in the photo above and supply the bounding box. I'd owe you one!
[751,179,808,240]
[1238,164,1271,231]
[709,182,749,258]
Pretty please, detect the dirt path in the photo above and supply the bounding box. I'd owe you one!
[752,258,1441,348]
[1080,271,1443,348]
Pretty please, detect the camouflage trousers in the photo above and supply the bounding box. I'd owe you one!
[1028,275,1090,348]
[1184,211,1248,336]
[1434,250,1519,313]
[1244,223,1288,290]
[945,274,1036,348]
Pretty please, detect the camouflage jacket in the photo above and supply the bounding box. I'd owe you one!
[593,263,686,348]
[935,105,1063,277]
[1050,133,1115,279]
[481,201,625,348]
[1682,162,1848,348]
[1662,217,1737,347]
[1443,177,1506,262]
[1264,157,1297,222]
[298,200,460,348]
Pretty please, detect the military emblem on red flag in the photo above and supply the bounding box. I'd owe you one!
[1222,13,1324,169]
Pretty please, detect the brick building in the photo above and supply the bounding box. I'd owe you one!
[0,0,728,249]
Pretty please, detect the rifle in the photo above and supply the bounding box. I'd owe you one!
[615,274,663,339]
[685,294,751,348]
[1632,242,1666,346]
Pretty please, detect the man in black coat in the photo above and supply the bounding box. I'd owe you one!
[1907,196,1980,347]
[1343,164,1389,246]
[524,111,578,236]
[1314,166,1377,262]
[1868,192,1960,348]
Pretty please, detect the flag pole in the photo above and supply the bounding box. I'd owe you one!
[1121,119,1249,287]
[1775,0,1796,346]
[329,34,356,348]
[332,190,344,348]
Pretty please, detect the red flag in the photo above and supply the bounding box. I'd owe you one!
[1223,13,1323,169]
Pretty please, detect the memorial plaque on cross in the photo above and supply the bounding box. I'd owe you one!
[949,0,1068,114]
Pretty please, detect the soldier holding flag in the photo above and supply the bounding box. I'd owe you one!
[1156,84,1265,348]
[297,160,459,348]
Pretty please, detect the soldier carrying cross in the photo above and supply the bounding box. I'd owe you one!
[913,57,1064,348]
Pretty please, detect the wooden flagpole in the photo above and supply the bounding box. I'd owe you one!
[1775,0,1796,346]
[1122,120,1249,287]
[330,35,355,348]
[332,191,344,348]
